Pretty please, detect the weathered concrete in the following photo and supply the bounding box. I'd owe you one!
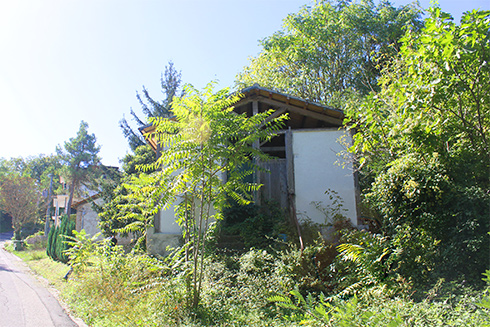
[146,227,181,257]
[0,232,84,327]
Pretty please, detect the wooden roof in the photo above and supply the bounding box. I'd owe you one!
[140,85,345,152]
[234,85,344,129]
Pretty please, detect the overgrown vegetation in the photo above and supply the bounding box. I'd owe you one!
[2,1,489,326]
[46,215,76,263]
[11,231,489,326]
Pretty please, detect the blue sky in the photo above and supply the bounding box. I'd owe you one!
[1,0,488,167]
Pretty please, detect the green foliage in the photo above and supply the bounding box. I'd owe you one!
[367,153,490,283]
[64,230,102,272]
[236,0,422,107]
[111,173,164,250]
[128,82,288,308]
[221,200,289,249]
[270,285,490,327]
[121,144,157,175]
[344,8,490,286]
[120,61,182,151]
[46,215,75,263]
[57,121,101,216]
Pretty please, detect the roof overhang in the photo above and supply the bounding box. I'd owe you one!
[140,85,345,152]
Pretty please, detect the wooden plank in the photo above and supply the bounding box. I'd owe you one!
[259,98,343,126]
[261,146,286,152]
[285,129,304,252]
[253,100,260,205]
[285,128,295,194]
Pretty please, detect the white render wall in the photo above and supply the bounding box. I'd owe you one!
[157,204,181,234]
[292,129,358,225]
[75,199,104,239]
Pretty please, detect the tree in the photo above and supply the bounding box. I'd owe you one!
[120,61,182,151]
[345,7,490,284]
[57,121,101,216]
[96,63,181,241]
[46,214,76,263]
[236,0,422,108]
[0,175,41,240]
[120,82,287,307]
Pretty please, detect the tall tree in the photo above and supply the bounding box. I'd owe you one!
[121,82,288,307]
[57,121,101,216]
[0,175,41,240]
[236,0,422,107]
[345,7,490,283]
[120,61,182,151]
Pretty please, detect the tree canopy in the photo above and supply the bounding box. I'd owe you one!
[345,7,490,283]
[236,0,423,107]
[120,61,182,152]
[57,121,101,215]
[0,174,41,239]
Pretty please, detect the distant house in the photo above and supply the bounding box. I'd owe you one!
[72,193,103,239]
[141,85,360,255]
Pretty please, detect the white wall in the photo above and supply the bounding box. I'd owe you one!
[76,198,104,238]
[292,129,358,225]
[157,204,181,234]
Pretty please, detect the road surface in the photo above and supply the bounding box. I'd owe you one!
[0,232,82,327]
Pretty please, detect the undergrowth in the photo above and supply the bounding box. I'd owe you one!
[7,230,490,326]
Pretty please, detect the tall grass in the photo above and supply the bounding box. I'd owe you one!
[8,237,490,326]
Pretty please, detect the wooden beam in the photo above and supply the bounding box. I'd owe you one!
[258,98,343,126]
[285,129,295,195]
[285,128,304,252]
[253,100,261,205]
[261,146,286,152]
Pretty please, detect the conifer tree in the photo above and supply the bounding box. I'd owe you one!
[57,121,101,216]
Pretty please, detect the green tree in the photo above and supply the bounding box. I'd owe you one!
[121,82,287,307]
[0,175,41,240]
[236,0,422,107]
[97,63,181,242]
[120,144,157,176]
[120,61,182,151]
[346,8,490,284]
[57,121,101,216]
[46,214,76,263]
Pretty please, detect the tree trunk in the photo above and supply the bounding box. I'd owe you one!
[65,181,76,217]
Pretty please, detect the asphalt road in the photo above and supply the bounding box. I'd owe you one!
[0,232,81,327]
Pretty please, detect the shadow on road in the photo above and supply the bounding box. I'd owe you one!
[0,231,13,243]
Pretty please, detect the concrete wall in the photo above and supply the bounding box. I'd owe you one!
[146,227,181,257]
[292,129,358,226]
[75,198,133,245]
[75,199,104,239]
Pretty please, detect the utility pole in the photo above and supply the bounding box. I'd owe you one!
[44,174,53,235]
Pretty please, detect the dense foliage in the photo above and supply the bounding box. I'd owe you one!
[46,214,76,263]
[53,234,490,326]
[0,174,41,240]
[345,7,490,286]
[236,0,422,107]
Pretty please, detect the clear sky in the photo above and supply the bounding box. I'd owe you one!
[1,0,488,167]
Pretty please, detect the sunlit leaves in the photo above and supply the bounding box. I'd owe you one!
[236,0,422,107]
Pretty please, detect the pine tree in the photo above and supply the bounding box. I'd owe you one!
[57,121,101,216]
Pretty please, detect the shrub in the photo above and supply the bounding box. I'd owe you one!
[368,154,490,285]
[46,215,75,263]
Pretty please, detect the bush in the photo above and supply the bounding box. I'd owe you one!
[221,200,290,249]
[25,231,47,249]
[46,215,76,263]
[368,154,490,285]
